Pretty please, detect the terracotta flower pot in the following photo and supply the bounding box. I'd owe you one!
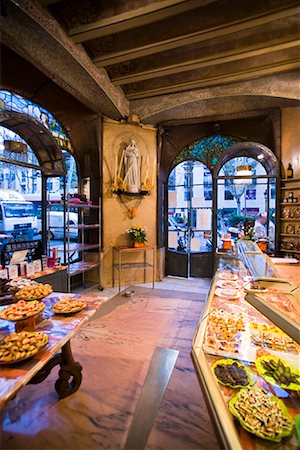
[133,242,146,248]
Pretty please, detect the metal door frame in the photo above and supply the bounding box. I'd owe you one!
[166,160,214,278]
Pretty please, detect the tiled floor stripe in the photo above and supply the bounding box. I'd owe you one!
[124,346,179,450]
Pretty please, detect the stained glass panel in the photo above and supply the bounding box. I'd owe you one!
[173,135,242,169]
[0,90,72,151]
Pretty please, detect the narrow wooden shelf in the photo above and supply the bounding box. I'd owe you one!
[280,218,300,221]
[281,177,300,183]
[280,202,300,206]
[279,249,300,253]
[280,233,300,237]
[281,186,300,190]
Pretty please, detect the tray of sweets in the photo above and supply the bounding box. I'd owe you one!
[0,331,48,364]
[256,355,300,391]
[203,307,300,366]
[212,359,254,388]
[52,296,86,314]
[0,300,45,321]
[15,283,53,301]
[229,387,293,442]
[217,271,239,281]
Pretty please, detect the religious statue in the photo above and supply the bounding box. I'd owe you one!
[124,139,141,193]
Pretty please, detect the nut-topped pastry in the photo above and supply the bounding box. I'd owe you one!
[52,296,86,314]
[15,283,53,301]
[0,331,48,363]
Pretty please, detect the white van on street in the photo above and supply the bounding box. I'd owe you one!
[0,189,37,240]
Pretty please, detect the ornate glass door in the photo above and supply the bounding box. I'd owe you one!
[167,160,213,278]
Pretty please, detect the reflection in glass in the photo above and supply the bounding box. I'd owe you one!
[217,157,276,252]
[168,160,212,253]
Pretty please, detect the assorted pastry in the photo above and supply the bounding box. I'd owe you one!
[216,280,239,289]
[8,278,38,293]
[215,287,240,299]
[229,387,293,442]
[204,309,246,355]
[0,331,48,363]
[217,272,239,281]
[250,323,299,354]
[52,296,86,314]
[15,283,53,301]
[0,300,45,321]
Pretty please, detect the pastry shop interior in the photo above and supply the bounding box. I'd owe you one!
[0,2,300,449]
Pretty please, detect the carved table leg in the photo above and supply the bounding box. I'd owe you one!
[54,340,82,398]
[29,340,82,399]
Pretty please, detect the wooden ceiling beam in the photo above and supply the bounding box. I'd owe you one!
[125,59,300,99]
[38,0,61,5]
[93,6,300,67]
[69,0,205,43]
[112,38,300,85]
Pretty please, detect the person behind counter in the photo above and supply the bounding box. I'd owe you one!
[254,213,275,252]
[254,213,267,239]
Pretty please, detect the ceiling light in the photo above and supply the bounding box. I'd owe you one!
[235,165,252,184]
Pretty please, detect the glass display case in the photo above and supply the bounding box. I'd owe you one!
[192,241,300,450]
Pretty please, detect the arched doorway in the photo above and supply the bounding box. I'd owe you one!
[165,136,279,278]
[166,135,241,278]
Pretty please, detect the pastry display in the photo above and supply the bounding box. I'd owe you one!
[52,296,86,314]
[256,355,300,390]
[15,283,53,301]
[229,387,293,442]
[216,280,239,289]
[8,278,38,293]
[0,300,45,321]
[204,309,246,356]
[215,287,240,299]
[0,331,48,363]
[212,359,252,387]
[251,323,299,354]
[218,272,239,281]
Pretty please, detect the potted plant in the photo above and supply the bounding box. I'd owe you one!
[127,225,148,247]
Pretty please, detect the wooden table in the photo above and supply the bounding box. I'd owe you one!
[0,293,106,410]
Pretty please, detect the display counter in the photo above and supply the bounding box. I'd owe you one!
[192,241,300,450]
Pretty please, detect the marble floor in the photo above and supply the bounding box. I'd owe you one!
[1,277,221,450]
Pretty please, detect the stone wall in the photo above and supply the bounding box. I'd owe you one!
[102,118,157,288]
[281,107,300,178]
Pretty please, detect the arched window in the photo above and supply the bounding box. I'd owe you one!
[0,91,79,257]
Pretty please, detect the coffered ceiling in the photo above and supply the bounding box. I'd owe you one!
[1,0,300,124]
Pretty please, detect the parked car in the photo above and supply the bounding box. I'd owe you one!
[168,216,184,231]
[46,211,78,240]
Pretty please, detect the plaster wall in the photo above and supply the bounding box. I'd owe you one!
[102,118,157,288]
[281,107,300,178]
